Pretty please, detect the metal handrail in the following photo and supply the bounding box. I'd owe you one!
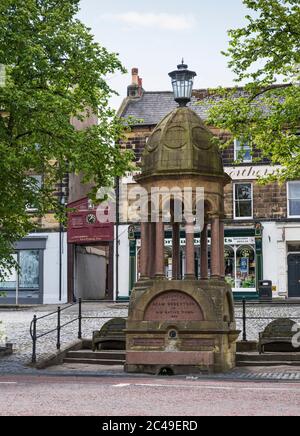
[29,299,129,363]
[30,298,300,363]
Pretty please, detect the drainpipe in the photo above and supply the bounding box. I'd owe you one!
[115,176,120,301]
[59,179,65,302]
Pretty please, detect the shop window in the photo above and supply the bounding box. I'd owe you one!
[224,246,235,288]
[224,245,256,291]
[288,181,300,218]
[234,139,252,163]
[0,250,41,302]
[236,246,256,289]
[19,250,40,289]
[234,183,253,219]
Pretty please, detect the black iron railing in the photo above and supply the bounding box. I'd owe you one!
[30,298,300,363]
[29,299,128,363]
[236,298,300,342]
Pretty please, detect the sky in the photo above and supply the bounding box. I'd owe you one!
[77,0,250,109]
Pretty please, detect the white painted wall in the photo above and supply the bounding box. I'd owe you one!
[34,232,68,304]
[114,225,130,300]
[262,222,281,296]
[263,222,300,298]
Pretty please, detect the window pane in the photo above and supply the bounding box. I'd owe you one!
[289,200,300,216]
[235,139,252,163]
[224,246,235,288]
[289,182,300,199]
[235,201,252,218]
[235,184,252,201]
[0,254,18,289]
[243,148,252,162]
[19,251,39,289]
[236,246,256,289]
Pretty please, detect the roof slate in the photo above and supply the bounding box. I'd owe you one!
[120,91,210,126]
[119,85,285,126]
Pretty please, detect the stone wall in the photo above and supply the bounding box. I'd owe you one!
[224,181,287,221]
[120,125,287,222]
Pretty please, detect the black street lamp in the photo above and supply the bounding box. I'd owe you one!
[169,60,197,107]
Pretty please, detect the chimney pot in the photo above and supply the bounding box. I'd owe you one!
[132,68,139,85]
[127,67,143,98]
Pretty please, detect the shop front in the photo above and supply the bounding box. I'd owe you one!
[68,198,114,302]
[129,227,262,300]
[0,237,47,305]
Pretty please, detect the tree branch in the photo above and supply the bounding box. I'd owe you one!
[248,84,293,102]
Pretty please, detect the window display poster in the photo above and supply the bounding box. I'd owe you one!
[240,257,249,274]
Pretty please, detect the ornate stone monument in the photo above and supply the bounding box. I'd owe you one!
[125,63,239,375]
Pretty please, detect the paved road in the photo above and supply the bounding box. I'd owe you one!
[0,375,300,416]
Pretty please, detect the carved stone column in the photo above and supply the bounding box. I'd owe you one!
[200,223,208,279]
[172,223,180,280]
[155,221,165,278]
[148,223,156,279]
[211,215,221,278]
[219,220,225,279]
[140,223,149,280]
[185,223,195,279]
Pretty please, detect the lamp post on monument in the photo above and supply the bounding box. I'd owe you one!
[168,60,197,107]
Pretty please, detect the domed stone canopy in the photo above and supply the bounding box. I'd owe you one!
[138,107,227,182]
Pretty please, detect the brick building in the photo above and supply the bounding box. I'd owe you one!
[115,69,300,301]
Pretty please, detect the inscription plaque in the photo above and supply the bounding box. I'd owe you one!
[144,291,204,321]
[182,339,215,348]
[131,338,165,347]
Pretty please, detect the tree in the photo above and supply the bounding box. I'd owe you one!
[205,0,300,181]
[0,0,132,278]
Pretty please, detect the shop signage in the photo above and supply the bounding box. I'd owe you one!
[68,198,114,244]
[136,237,255,248]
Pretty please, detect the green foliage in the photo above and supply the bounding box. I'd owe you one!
[241,277,256,289]
[0,0,133,278]
[204,0,300,183]
[225,276,235,288]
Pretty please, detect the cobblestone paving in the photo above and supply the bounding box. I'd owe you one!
[235,304,300,340]
[0,303,128,373]
[0,302,300,380]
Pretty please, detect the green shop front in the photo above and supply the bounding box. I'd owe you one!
[128,226,263,301]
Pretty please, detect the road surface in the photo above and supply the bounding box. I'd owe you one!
[0,374,299,416]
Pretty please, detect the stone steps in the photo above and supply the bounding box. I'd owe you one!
[63,358,125,366]
[237,352,300,362]
[63,350,126,366]
[236,360,300,367]
[236,352,300,367]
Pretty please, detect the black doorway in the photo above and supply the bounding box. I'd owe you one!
[288,254,300,298]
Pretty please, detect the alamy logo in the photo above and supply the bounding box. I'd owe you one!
[96,184,205,231]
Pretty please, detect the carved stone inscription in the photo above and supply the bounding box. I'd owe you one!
[144,291,204,321]
[131,338,164,347]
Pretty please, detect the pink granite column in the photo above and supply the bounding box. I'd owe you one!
[148,223,156,279]
[172,223,180,280]
[155,221,165,278]
[200,223,208,279]
[140,222,149,280]
[211,215,221,279]
[219,220,225,279]
[185,223,195,279]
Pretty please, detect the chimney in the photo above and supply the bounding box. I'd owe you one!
[132,68,139,85]
[127,67,144,98]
